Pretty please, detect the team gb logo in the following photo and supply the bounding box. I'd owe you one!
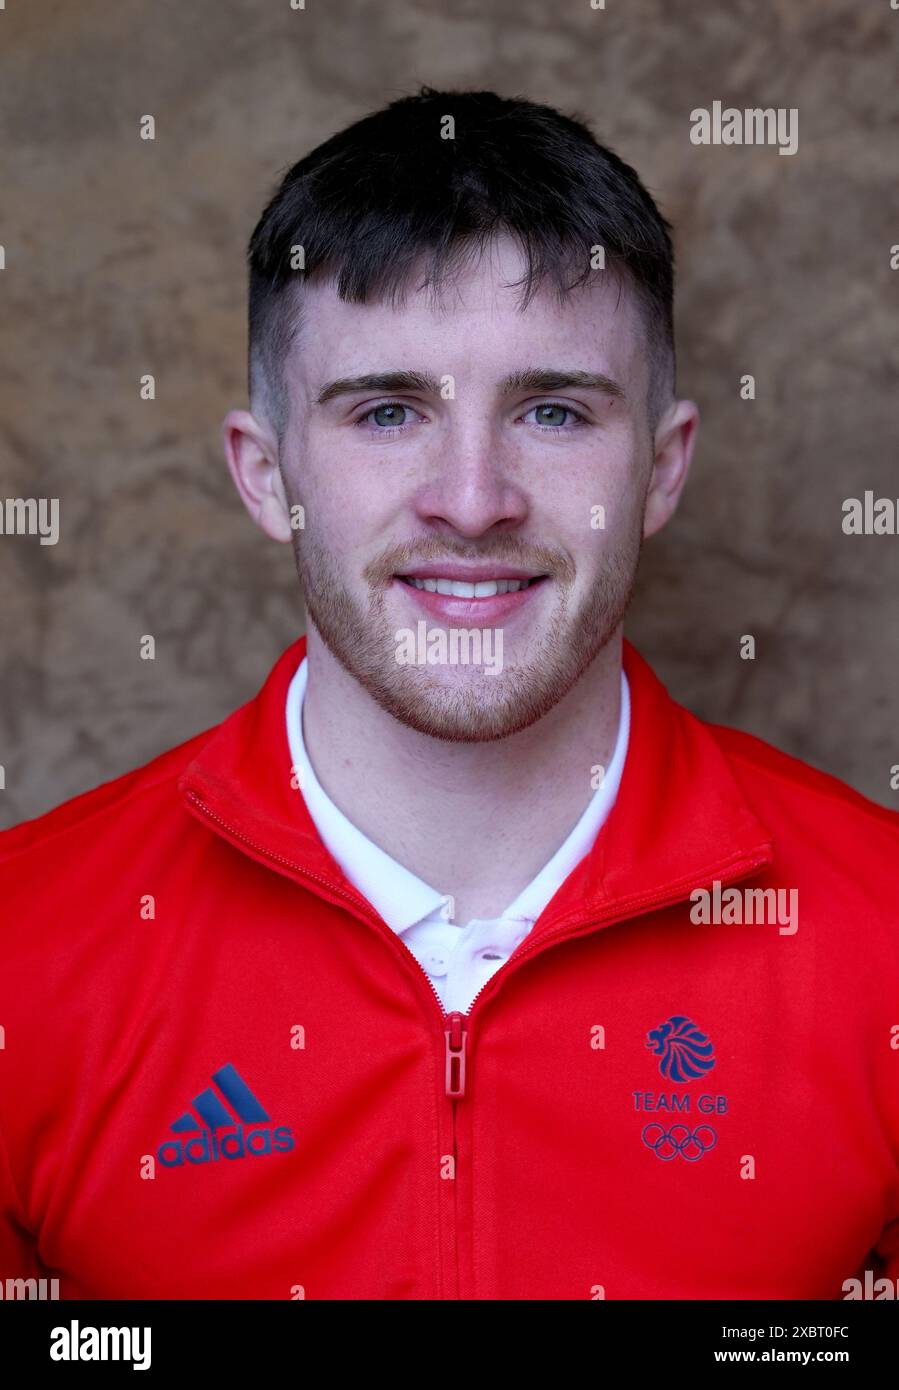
[645,1015,716,1083]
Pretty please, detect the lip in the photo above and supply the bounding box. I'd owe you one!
[392,574,548,623]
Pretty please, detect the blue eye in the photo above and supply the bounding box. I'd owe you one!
[373,404,407,428]
[359,402,421,431]
[525,403,584,430]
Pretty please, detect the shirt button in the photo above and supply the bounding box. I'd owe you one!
[423,953,448,977]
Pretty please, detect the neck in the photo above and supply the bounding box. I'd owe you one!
[301,629,624,922]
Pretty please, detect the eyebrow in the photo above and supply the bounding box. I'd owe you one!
[500,368,626,400]
[315,371,439,405]
[314,367,626,406]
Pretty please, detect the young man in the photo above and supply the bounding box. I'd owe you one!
[1,89,897,1302]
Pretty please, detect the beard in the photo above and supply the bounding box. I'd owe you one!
[291,524,642,743]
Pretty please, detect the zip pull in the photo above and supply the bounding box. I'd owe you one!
[444,1011,468,1099]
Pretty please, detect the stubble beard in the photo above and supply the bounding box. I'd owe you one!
[292,525,643,743]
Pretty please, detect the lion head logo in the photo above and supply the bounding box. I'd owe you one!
[646,1015,716,1082]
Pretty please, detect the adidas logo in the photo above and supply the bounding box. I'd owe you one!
[157,1062,295,1168]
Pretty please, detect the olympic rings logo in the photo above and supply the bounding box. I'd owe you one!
[641,1123,718,1161]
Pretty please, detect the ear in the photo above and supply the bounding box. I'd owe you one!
[222,409,293,543]
[643,398,700,539]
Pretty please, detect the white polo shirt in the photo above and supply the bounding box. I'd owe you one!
[286,659,630,1013]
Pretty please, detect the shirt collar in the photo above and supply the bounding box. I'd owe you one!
[179,636,775,950]
[285,655,629,935]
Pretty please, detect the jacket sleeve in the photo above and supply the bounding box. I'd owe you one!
[0,1112,39,1284]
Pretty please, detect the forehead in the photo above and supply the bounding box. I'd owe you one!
[288,234,649,392]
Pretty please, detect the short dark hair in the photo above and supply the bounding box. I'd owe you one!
[247,87,675,439]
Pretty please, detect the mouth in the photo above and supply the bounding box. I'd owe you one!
[398,575,543,597]
[392,570,549,621]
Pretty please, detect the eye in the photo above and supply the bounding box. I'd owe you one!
[358,401,424,432]
[522,402,587,431]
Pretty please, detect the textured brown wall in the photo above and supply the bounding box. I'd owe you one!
[1,0,897,826]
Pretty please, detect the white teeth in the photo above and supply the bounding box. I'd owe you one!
[403,576,535,597]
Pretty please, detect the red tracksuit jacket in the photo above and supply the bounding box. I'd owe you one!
[1,636,898,1300]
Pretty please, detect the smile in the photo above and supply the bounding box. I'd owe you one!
[398,576,542,597]
[392,571,549,622]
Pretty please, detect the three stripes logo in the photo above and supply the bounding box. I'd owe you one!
[157,1063,295,1169]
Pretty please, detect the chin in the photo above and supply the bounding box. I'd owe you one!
[364,663,583,744]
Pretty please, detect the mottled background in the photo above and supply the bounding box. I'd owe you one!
[1,0,897,825]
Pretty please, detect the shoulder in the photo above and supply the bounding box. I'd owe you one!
[0,724,218,874]
[707,718,899,852]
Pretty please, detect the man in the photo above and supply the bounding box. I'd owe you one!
[1,88,897,1301]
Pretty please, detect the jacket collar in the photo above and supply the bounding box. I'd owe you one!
[179,635,774,936]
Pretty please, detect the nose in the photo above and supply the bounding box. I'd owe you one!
[412,420,529,538]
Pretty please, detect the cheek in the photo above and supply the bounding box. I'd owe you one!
[593,438,651,531]
[302,433,407,517]
[534,443,644,549]
[300,488,400,583]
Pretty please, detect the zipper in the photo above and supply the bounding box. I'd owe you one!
[444,1011,467,1097]
[442,1009,467,1302]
